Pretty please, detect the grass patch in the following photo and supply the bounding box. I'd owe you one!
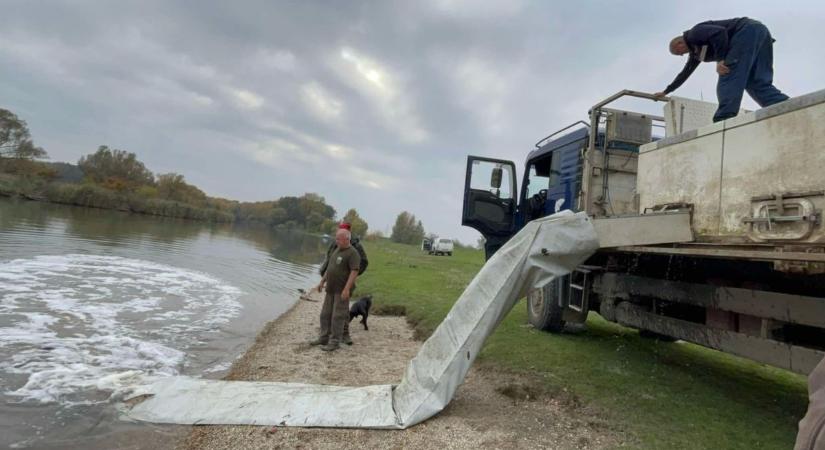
[356,238,809,449]
[371,304,406,316]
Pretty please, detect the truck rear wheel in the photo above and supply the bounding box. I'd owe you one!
[527,277,567,332]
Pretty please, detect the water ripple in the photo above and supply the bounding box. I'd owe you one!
[0,254,243,404]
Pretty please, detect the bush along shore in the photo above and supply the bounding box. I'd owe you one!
[0,174,234,222]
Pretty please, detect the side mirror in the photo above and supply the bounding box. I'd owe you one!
[490,167,503,189]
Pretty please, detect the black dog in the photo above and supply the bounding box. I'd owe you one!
[349,295,372,330]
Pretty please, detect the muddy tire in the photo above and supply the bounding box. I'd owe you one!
[527,277,567,333]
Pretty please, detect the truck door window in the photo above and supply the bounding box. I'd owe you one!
[471,161,513,199]
[525,155,556,220]
[526,164,550,197]
[462,156,517,241]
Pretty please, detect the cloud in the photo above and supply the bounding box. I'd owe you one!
[231,88,265,110]
[256,48,297,72]
[424,0,526,19]
[343,165,395,190]
[334,47,429,143]
[324,144,352,160]
[231,120,400,194]
[301,82,344,123]
[449,55,513,136]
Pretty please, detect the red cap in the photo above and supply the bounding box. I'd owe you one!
[338,222,352,230]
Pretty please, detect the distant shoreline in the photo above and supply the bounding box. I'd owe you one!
[0,171,346,234]
[0,186,235,223]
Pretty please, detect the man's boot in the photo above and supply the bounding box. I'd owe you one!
[309,337,327,346]
[321,342,340,352]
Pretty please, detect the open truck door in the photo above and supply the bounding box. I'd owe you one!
[462,156,517,259]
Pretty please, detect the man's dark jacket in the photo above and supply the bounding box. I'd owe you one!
[664,17,750,94]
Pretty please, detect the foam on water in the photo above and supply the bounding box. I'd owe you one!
[0,254,243,405]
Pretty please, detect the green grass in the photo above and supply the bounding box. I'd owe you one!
[357,238,809,449]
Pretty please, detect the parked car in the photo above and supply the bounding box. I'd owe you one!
[431,238,454,256]
[421,238,433,253]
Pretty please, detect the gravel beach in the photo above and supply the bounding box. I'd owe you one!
[178,290,626,449]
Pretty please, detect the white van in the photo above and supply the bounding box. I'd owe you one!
[430,238,454,256]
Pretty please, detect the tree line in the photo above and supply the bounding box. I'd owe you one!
[0,107,362,233]
[1,106,471,245]
[387,210,470,249]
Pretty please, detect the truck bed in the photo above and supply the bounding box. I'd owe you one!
[637,89,825,245]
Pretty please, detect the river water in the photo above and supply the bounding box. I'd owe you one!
[0,198,325,449]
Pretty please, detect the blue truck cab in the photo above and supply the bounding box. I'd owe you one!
[462,123,647,259]
[462,90,663,333]
[460,126,585,260]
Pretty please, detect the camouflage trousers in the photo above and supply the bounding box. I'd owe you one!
[319,292,349,345]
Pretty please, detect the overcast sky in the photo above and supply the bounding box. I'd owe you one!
[2,1,823,243]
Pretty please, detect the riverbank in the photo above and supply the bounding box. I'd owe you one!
[347,240,808,448]
[180,289,623,449]
[0,174,234,222]
[176,238,808,449]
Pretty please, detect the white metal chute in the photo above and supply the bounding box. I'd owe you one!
[392,211,600,426]
[124,211,599,428]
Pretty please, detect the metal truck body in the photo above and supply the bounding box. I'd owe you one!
[462,90,825,374]
[638,92,825,243]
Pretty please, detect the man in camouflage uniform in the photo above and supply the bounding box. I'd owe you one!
[319,222,368,345]
[310,228,360,352]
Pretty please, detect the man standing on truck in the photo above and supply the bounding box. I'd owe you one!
[654,17,788,122]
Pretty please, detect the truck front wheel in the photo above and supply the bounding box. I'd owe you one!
[527,277,567,333]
